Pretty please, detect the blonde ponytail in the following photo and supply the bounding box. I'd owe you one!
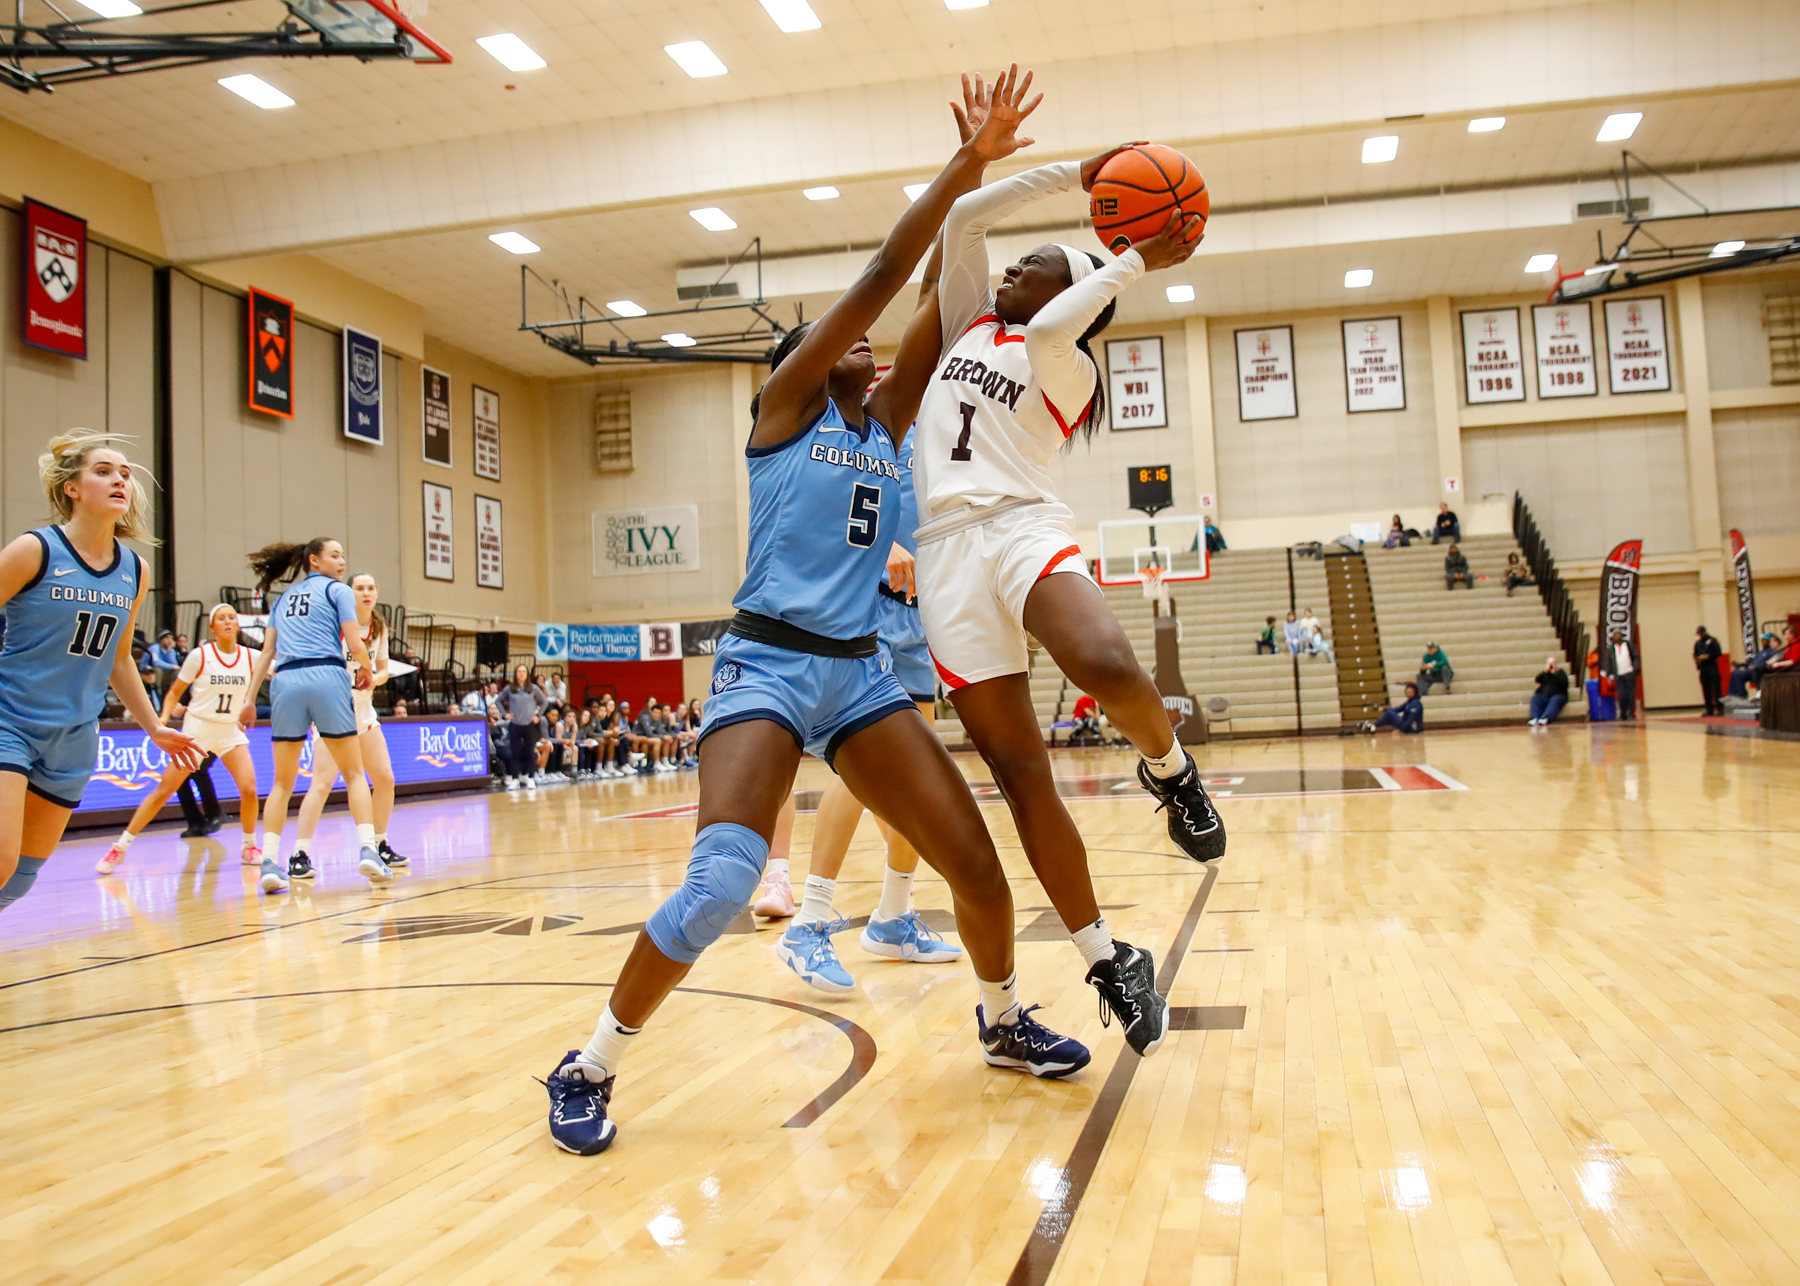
[38,431,159,545]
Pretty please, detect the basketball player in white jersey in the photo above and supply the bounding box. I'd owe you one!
[96,603,263,873]
[910,147,1218,1057]
[287,572,408,881]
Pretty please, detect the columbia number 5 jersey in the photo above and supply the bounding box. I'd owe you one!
[734,398,900,640]
[913,315,1096,516]
[0,526,140,727]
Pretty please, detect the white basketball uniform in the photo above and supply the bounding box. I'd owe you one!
[314,624,383,742]
[177,643,259,755]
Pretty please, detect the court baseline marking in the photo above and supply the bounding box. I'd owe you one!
[0,981,876,1129]
[1007,861,1220,1286]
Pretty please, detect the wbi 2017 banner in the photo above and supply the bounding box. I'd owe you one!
[22,198,87,359]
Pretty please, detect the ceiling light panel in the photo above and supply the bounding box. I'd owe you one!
[1710,240,1745,257]
[903,183,929,201]
[1524,253,1558,273]
[1166,284,1195,303]
[1344,268,1374,287]
[803,186,840,201]
[488,232,540,254]
[607,300,647,317]
[665,41,727,78]
[759,0,820,31]
[77,0,141,16]
[218,74,294,109]
[1596,112,1642,141]
[945,0,989,8]
[1361,135,1398,163]
[1468,117,1505,132]
[662,333,698,347]
[476,34,546,71]
[689,207,737,231]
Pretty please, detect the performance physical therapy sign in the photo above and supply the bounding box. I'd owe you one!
[1235,325,1296,420]
[592,505,700,576]
[1461,308,1524,403]
[22,198,87,358]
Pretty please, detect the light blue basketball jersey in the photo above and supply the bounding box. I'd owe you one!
[734,399,900,640]
[892,430,919,559]
[0,526,140,726]
[269,572,357,665]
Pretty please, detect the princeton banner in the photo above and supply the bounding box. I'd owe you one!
[22,197,87,358]
[1599,539,1643,651]
[1729,529,1758,660]
[343,326,383,444]
[248,287,295,418]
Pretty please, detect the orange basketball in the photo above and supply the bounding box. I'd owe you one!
[1088,144,1209,256]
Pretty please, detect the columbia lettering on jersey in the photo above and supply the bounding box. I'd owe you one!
[937,356,1025,412]
[0,526,140,727]
[735,398,900,640]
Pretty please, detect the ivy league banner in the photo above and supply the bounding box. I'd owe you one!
[1729,530,1758,660]
[248,287,295,418]
[23,198,88,358]
[592,504,700,576]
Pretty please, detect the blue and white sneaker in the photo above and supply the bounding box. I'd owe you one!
[259,857,288,894]
[543,1050,617,1155]
[978,1004,1090,1079]
[860,910,963,962]
[776,917,855,994]
[358,845,393,885]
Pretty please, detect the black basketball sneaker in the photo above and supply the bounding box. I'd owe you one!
[377,840,409,868]
[1137,754,1227,863]
[1086,940,1169,1056]
[287,853,318,881]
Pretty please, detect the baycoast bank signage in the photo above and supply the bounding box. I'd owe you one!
[592,505,700,577]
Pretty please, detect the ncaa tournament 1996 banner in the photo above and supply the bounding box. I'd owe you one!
[22,198,88,359]
[248,287,295,418]
[343,326,383,444]
[76,719,488,819]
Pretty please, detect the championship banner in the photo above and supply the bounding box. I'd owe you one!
[423,481,454,581]
[1599,539,1643,650]
[22,198,87,358]
[1460,307,1524,404]
[473,385,501,480]
[342,326,383,444]
[1105,336,1167,429]
[1604,297,1671,393]
[248,287,295,418]
[475,494,503,589]
[422,365,453,466]
[1341,316,1405,413]
[1234,325,1297,420]
[1729,529,1758,660]
[1531,301,1597,399]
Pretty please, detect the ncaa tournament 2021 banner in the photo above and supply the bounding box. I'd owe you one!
[77,719,488,820]
[248,287,296,418]
[343,326,383,444]
[22,197,88,359]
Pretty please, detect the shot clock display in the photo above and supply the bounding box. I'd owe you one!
[1128,464,1173,516]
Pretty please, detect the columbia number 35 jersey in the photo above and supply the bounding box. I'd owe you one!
[0,526,141,727]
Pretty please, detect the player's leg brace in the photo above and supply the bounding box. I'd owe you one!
[0,856,49,908]
[645,823,769,963]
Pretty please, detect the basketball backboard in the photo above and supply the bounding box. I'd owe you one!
[1096,515,1209,587]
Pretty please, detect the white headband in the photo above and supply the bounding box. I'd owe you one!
[1055,244,1096,284]
[208,602,234,622]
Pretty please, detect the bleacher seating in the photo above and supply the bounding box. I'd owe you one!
[1362,532,1587,725]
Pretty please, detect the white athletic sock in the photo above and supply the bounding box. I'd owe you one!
[978,972,1021,1027]
[578,1004,640,1080]
[1142,740,1188,780]
[292,837,309,856]
[764,856,790,881]
[356,823,376,848]
[795,874,836,926]
[114,830,136,850]
[876,865,914,921]
[241,831,257,849]
[262,831,282,862]
[1071,915,1116,969]
[375,832,387,847]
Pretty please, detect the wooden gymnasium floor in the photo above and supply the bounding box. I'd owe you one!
[4,720,1800,1285]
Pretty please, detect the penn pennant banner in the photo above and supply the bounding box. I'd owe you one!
[22,198,88,359]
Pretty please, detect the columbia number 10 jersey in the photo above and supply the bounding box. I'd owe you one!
[0,526,140,727]
[912,315,1095,516]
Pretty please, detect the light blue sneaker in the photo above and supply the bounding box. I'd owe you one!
[357,845,393,886]
[776,917,855,994]
[860,910,963,962]
[259,857,288,894]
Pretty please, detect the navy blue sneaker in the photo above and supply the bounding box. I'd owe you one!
[978,1004,1090,1079]
[544,1051,617,1155]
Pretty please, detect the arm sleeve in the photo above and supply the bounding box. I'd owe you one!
[938,162,1082,346]
[178,648,204,683]
[1025,249,1145,426]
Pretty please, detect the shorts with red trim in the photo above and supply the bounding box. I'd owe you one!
[915,499,1094,688]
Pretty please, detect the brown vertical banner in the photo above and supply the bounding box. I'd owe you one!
[247,287,295,418]
[22,198,88,359]
[1599,538,1643,654]
[422,365,453,466]
[1729,530,1758,660]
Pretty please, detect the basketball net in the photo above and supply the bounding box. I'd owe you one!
[1140,564,1170,614]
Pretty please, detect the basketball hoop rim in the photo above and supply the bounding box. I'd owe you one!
[358,0,454,63]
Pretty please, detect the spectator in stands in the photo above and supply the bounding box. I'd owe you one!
[1360,681,1424,734]
[1503,552,1534,597]
[1764,625,1800,674]
[543,672,569,709]
[1600,627,1641,720]
[1299,606,1321,636]
[1730,631,1783,697]
[1283,610,1306,655]
[676,699,703,767]
[460,683,487,716]
[1430,502,1460,544]
[148,630,181,709]
[642,700,681,772]
[486,703,507,778]
[1383,514,1410,549]
[393,698,409,717]
[1528,655,1570,725]
[536,704,562,774]
[1693,625,1724,716]
[1255,615,1278,655]
[1416,642,1453,694]
[1444,543,1472,590]
[574,707,603,777]
[1304,623,1334,663]
[1203,515,1226,554]
[616,700,659,772]
[498,664,551,788]
[1069,693,1103,746]
[174,632,191,656]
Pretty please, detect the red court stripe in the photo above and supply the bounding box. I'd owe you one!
[1382,765,1451,791]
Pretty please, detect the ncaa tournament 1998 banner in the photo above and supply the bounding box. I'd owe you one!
[1729,530,1758,660]
[75,719,488,820]
[248,287,295,418]
[343,326,383,444]
[22,198,88,359]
